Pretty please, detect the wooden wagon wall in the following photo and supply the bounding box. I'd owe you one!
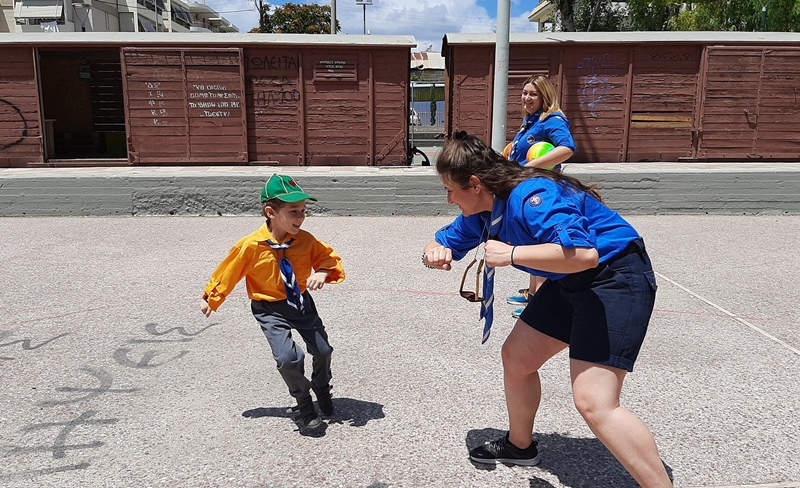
[0,41,410,167]
[0,48,42,167]
[244,47,408,166]
[121,47,248,164]
[119,45,409,166]
[699,47,800,159]
[445,41,800,162]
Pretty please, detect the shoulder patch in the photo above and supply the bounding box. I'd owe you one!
[528,195,543,207]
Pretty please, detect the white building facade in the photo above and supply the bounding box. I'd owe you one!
[2,0,237,33]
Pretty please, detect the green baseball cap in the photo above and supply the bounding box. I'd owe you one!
[260,174,317,203]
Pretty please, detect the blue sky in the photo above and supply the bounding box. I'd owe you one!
[201,0,538,51]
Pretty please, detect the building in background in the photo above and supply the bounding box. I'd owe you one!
[527,0,556,32]
[1,0,237,33]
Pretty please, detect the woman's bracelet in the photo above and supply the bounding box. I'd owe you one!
[422,253,436,269]
[510,246,517,266]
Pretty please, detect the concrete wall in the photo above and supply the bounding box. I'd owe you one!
[2,164,800,217]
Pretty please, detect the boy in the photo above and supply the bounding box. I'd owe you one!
[200,174,345,429]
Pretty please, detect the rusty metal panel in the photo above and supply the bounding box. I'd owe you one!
[627,45,701,161]
[0,47,43,167]
[303,50,370,166]
[562,46,630,162]
[122,47,247,164]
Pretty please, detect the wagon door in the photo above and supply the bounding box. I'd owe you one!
[121,47,247,164]
[0,47,42,167]
[698,47,800,160]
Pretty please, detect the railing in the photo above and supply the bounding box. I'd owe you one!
[410,109,445,127]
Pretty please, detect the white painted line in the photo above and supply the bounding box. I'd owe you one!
[655,271,800,357]
[685,483,800,488]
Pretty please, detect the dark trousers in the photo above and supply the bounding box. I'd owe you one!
[251,292,333,400]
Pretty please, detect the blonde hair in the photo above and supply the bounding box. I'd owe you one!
[523,75,564,121]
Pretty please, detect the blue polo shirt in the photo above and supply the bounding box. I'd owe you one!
[508,110,576,164]
[434,177,639,281]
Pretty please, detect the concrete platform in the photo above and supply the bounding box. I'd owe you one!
[0,215,798,487]
[2,160,800,217]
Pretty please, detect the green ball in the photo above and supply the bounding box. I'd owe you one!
[526,141,555,161]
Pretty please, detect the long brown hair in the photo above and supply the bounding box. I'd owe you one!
[437,131,602,202]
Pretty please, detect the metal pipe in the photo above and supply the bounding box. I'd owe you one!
[330,0,335,34]
[491,0,510,152]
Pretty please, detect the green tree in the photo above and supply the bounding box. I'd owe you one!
[551,0,800,31]
[626,0,800,31]
[553,0,578,31]
[572,0,628,31]
[249,2,341,34]
[549,0,627,32]
[429,86,437,126]
[625,0,682,30]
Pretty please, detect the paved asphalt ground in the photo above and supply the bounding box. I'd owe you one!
[1,215,798,488]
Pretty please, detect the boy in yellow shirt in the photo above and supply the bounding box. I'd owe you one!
[200,174,345,430]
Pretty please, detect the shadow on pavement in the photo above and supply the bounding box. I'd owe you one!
[242,397,385,435]
[466,428,673,487]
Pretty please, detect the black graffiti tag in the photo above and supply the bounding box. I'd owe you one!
[37,367,139,406]
[112,348,190,368]
[6,411,118,459]
[0,98,29,149]
[0,332,69,361]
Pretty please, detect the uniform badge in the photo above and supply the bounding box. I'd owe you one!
[529,195,542,207]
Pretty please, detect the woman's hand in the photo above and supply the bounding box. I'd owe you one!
[423,244,453,271]
[485,240,514,268]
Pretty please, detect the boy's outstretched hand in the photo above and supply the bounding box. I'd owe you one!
[307,270,330,291]
[200,298,213,317]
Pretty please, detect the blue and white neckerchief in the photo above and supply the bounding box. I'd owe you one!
[479,199,504,344]
[266,238,305,313]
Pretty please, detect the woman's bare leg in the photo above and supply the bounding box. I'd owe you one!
[570,360,672,487]
[502,322,567,448]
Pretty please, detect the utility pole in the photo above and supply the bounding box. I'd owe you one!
[356,0,371,35]
[758,0,770,31]
[330,0,336,34]
[491,0,511,152]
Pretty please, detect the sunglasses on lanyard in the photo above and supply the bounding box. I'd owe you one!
[459,257,484,302]
[459,230,500,303]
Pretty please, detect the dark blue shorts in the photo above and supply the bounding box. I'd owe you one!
[519,238,657,372]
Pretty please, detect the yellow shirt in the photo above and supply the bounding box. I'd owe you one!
[203,223,345,311]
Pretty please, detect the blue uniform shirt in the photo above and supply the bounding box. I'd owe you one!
[434,177,640,281]
[508,110,576,164]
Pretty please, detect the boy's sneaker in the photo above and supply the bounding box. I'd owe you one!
[507,288,530,305]
[469,433,540,466]
[293,395,322,429]
[312,384,334,416]
[511,308,523,319]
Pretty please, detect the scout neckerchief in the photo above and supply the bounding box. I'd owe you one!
[479,198,504,344]
[267,238,305,313]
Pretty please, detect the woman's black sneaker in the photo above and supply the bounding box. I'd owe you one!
[469,433,540,466]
